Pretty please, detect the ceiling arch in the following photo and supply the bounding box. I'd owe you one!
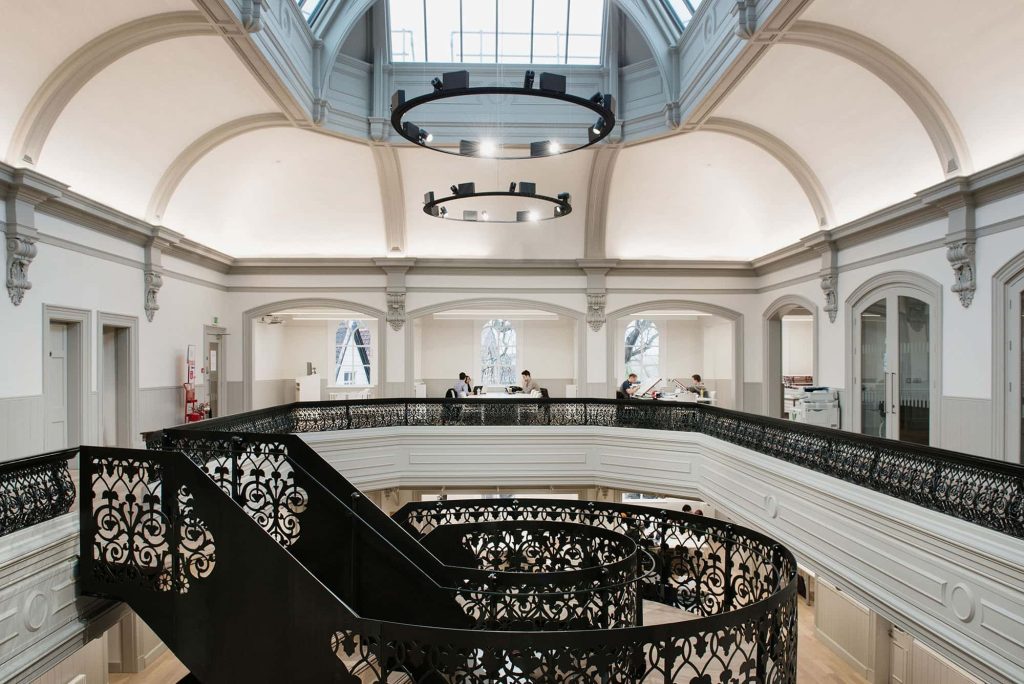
[147,113,292,223]
[163,126,386,258]
[5,11,214,167]
[779,21,971,177]
[606,131,819,260]
[701,117,834,228]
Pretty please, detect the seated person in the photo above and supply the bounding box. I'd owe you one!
[453,372,470,396]
[620,373,639,398]
[686,374,707,397]
[520,370,540,394]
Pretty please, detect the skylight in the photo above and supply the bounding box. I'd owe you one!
[664,0,702,28]
[389,0,606,65]
[295,0,328,23]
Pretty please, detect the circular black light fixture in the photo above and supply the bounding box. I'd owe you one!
[392,69,616,160]
[423,182,572,223]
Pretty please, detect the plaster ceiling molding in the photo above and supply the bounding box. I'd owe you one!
[5,11,215,167]
[163,126,387,258]
[398,147,591,260]
[370,144,407,254]
[584,145,622,259]
[801,0,1024,173]
[779,21,971,177]
[713,43,942,227]
[0,0,194,156]
[701,117,834,229]
[37,36,279,220]
[605,130,818,260]
[147,113,292,223]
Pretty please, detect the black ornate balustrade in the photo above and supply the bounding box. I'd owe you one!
[156,397,1024,538]
[81,443,797,682]
[0,447,77,537]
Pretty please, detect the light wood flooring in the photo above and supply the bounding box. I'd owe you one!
[109,601,866,683]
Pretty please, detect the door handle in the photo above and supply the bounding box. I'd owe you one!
[890,372,897,414]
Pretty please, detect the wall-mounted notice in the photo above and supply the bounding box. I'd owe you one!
[187,344,197,383]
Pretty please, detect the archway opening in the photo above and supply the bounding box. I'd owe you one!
[251,306,380,408]
[764,302,817,419]
[411,306,581,397]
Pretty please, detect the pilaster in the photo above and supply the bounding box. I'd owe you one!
[801,231,838,323]
[2,170,64,306]
[920,180,976,307]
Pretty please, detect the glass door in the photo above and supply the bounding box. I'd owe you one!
[859,300,888,438]
[856,293,932,444]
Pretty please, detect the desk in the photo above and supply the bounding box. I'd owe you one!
[470,393,538,400]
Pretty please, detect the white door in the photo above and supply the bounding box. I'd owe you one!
[854,292,935,445]
[889,626,912,684]
[45,323,69,450]
[1006,284,1023,462]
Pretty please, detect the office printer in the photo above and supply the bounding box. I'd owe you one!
[790,387,840,428]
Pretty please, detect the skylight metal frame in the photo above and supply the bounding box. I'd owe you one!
[391,0,605,65]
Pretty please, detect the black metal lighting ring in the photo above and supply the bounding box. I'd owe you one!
[392,85,616,159]
[423,190,572,223]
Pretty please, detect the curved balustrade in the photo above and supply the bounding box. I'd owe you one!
[157,397,1024,538]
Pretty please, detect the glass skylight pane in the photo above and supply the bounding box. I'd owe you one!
[567,0,604,64]
[665,0,699,27]
[388,0,605,64]
[296,0,327,22]
[497,0,532,64]
[424,0,462,63]
[390,0,425,62]
[532,0,569,64]
[463,1,498,63]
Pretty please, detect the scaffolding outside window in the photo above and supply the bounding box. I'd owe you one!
[389,0,605,64]
[481,319,518,385]
[624,319,659,381]
[335,320,373,386]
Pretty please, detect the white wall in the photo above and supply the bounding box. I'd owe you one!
[781,317,814,377]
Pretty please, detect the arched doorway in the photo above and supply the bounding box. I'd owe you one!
[242,298,387,411]
[404,298,587,397]
[993,250,1024,462]
[605,301,744,409]
[762,295,818,419]
[846,273,942,445]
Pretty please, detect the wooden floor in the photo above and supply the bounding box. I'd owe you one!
[111,601,865,683]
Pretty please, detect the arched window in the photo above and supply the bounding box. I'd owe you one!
[624,319,659,380]
[334,320,372,386]
[481,319,517,385]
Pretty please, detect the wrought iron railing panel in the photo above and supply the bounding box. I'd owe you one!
[0,448,77,537]
[149,398,1024,538]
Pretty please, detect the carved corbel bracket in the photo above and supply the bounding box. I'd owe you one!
[144,270,164,322]
[241,0,264,32]
[386,290,406,331]
[820,270,838,323]
[946,240,976,308]
[586,292,607,332]
[312,98,329,126]
[735,0,758,39]
[5,235,37,306]
[664,102,682,130]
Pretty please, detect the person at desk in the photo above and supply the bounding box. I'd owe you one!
[463,373,476,395]
[686,374,707,397]
[453,372,470,396]
[619,373,638,398]
[520,370,540,394]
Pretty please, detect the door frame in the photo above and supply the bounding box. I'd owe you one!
[846,272,942,445]
[97,312,140,447]
[762,294,818,419]
[42,305,91,448]
[203,325,227,417]
[992,249,1024,462]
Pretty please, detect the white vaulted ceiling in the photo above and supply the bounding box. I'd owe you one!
[163,127,386,258]
[606,132,818,260]
[2,0,1024,261]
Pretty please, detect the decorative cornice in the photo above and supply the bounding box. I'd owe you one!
[2,169,63,305]
[241,0,265,32]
